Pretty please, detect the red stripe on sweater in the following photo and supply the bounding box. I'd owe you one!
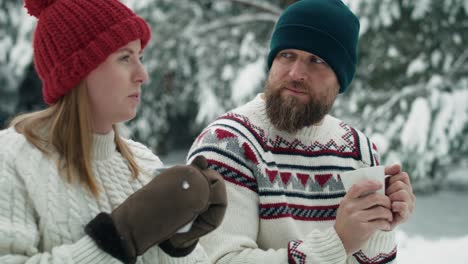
[260,202,339,210]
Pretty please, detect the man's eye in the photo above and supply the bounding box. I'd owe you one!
[280,52,292,58]
[312,57,325,64]
[139,56,144,62]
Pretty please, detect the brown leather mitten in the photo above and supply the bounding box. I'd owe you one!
[159,156,227,256]
[85,155,224,264]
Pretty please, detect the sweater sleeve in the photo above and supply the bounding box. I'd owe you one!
[187,125,346,264]
[344,137,397,264]
[0,131,120,264]
[187,125,287,263]
[0,128,213,264]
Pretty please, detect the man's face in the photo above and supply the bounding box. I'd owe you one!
[264,49,340,133]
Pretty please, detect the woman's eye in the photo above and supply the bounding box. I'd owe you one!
[119,55,130,62]
[139,56,144,62]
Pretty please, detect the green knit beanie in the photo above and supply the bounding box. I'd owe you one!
[267,0,360,93]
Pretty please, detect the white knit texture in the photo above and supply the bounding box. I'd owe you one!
[191,94,397,264]
[0,127,209,264]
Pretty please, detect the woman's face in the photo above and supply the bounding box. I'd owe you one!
[85,39,148,134]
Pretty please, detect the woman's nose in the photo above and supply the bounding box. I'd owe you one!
[134,61,149,84]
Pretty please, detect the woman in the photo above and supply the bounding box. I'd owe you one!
[0,0,226,263]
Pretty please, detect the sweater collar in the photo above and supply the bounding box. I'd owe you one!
[92,130,117,160]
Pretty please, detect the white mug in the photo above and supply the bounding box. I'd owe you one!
[340,166,389,195]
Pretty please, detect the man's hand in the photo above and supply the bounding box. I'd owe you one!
[334,180,393,255]
[385,164,416,229]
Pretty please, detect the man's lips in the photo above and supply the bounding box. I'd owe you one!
[283,86,307,94]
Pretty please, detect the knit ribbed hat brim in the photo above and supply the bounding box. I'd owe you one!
[267,0,360,93]
[267,24,355,93]
[40,16,151,104]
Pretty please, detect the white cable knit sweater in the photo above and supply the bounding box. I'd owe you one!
[0,127,209,264]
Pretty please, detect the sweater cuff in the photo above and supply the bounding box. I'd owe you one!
[353,231,397,263]
[68,236,119,263]
[289,227,347,264]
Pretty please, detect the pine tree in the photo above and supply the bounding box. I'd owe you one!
[0,1,35,127]
[334,0,468,191]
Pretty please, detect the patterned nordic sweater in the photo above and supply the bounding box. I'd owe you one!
[0,127,209,264]
[188,94,397,264]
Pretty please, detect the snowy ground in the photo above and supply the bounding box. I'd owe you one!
[160,150,468,263]
[396,191,468,263]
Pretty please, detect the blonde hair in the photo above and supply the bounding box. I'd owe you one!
[9,83,142,196]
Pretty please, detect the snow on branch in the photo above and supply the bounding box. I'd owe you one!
[364,83,429,126]
[448,49,468,79]
[190,13,278,35]
[218,0,282,15]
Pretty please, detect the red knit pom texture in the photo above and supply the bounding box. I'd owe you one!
[24,0,56,18]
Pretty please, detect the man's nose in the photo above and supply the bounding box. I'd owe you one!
[288,61,307,81]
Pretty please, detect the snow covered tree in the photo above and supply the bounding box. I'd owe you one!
[0,0,35,127]
[125,0,285,154]
[1,0,466,191]
[335,0,468,191]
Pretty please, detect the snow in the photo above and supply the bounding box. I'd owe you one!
[359,17,370,35]
[231,58,265,105]
[379,1,399,26]
[388,46,400,58]
[397,190,468,263]
[453,34,462,45]
[195,87,225,124]
[222,65,235,81]
[1,6,34,91]
[370,133,389,154]
[400,97,431,153]
[342,0,360,12]
[0,37,12,62]
[430,50,442,66]
[397,232,468,263]
[411,0,432,19]
[449,89,468,138]
[430,94,451,155]
[406,56,428,77]
[239,32,257,60]
[442,54,455,72]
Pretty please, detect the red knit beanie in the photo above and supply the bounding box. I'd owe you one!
[24,0,152,105]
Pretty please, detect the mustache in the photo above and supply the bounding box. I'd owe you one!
[272,80,311,92]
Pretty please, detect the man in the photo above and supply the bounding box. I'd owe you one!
[187,0,415,263]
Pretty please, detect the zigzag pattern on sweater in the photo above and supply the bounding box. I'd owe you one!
[288,240,306,264]
[259,203,339,220]
[220,112,362,158]
[190,117,363,194]
[208,160,258,192]
[192,130,349,194]
[353,247,397,264]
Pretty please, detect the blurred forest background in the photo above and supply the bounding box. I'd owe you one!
[1,0,467,193]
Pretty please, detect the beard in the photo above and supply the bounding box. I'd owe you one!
[264,80,336,133]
